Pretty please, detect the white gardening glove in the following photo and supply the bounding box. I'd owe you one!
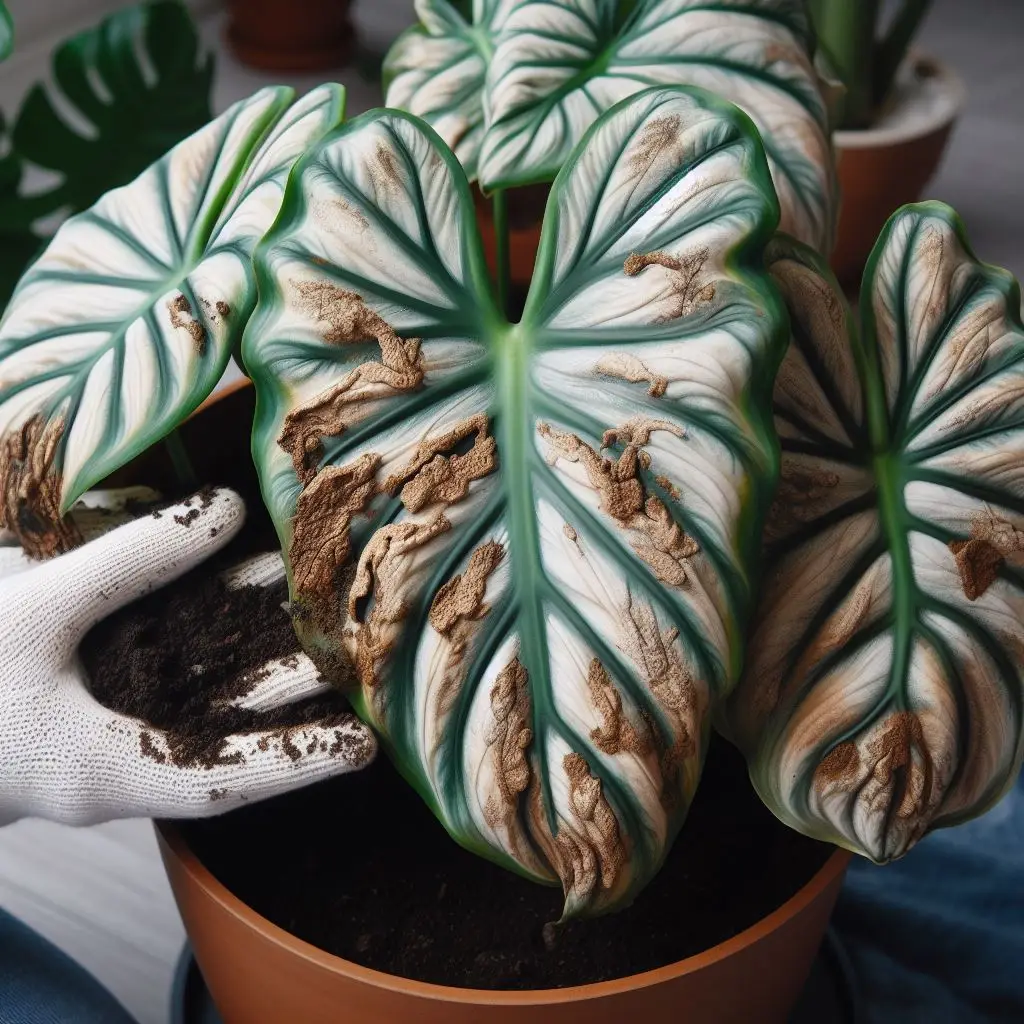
[0,488,374,827]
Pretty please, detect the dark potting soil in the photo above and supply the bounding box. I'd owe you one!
[186,733,833,991]
[80,516,354,769]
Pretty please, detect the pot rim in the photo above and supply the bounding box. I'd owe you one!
[834,53,966,150]
[156,820,851,1006]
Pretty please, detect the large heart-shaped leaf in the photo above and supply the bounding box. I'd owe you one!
[477,0,835,251]
[5,1,214,225]
[244,86,786,916]
[0,84,345,557]
[728,204,1024,863]
[383,0,514,180]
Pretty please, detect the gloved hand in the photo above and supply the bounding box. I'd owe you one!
[0,488,374,826]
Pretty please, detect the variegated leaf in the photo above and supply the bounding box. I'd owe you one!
[0,84,345,556]
[728,204,1024,863]
[244,87,785,916]
[479,0,835,251]
[383,0,514,179]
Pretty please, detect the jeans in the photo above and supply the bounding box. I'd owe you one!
[0,909,135,1024]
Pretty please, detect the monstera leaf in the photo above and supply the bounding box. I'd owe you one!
[8,1,213,221]
[244,86,786,916]
[383,0,513,179]
[385,0,835,252]
[0,84,345,557]
[728,204,1024,863]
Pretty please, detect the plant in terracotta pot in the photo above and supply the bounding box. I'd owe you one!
[808,0,965,283]
[0,67,1021,1023]
[225,0,356,71]
[383,0,838,307]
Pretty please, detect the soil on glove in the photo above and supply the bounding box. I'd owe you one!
[80,517,355,770]
[186,731,835,990]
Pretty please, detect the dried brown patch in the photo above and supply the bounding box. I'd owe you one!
[0,414,82,558]
[429,541,505,716]
[603,417,685,449]
[167,293,207,356]
[216,301,231,318]
[815,741,860,790]
[586,659,649,757]
[289,452,380,629]
[483,658,533,858]
[595,352,668,397]
[347,514,452,690]
[383,414,497,512]
[619,595,699,808]
[627,114,682,177]
[949,510,1024,600]
[623,249,715,322]
[552,753,627,903]
[540,424,698,586]
[866,711,934,825]
[279,281,424,483]
[373,141,403,194]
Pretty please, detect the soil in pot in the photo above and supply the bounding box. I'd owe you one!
[184,729,833,990]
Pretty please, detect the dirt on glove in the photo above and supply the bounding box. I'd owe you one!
[81,553,355,771]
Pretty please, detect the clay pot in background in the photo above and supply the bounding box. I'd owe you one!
[831,55,966,286]
[225,0,355,71]
[475,183,550,299]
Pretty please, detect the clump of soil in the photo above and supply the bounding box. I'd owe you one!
[81,543,353,769]
[186,733,833,990]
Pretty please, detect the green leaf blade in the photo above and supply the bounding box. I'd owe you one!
[246,87,785,917]
[729,206,1024,864]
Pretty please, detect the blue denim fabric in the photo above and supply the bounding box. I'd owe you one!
[834,774,1024,1024]
[0,909,135,1024]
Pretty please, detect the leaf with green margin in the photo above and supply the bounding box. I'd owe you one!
[0,2,12,61]
[0,84,346,550]
[728,203,1024,863]
[243,86,786,917]
[478,0,835,252]
[5,0,214,224]
[383,0,515,179]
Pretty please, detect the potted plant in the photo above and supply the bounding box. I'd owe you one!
[383,0,837,304]
[809,0,966,282]
[225,0,356,71]
[0,63,1020,1024]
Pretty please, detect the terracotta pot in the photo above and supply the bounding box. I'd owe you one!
[474,184,550,296]
[832,54,966,285]
[225,0,355,71]
[121,383,850,1022]
[156,824,849,1024]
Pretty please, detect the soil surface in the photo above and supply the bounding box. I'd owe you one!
[81,500,354,768]
[186,733,833,990]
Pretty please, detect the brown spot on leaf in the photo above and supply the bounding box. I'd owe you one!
[586,659,648,757]
[383,414,497,513]
[168,294,207,356]
[595,352,668,397]
[0,414,82,558]
[540,424,698,586]
[482,658,533,858]
[429,541,505,717]
[553,753,627,903]
[373,141,403,194]
[866,711,934,829]
[623,249,715,322]
[815,741,860,790]
[346,514,452,690]
[279,281,424,483]
[289,452,381,629]
[216,301,231,318]
[603,417,685,449]
[627,114,682,177]
[948,509,1024,600]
